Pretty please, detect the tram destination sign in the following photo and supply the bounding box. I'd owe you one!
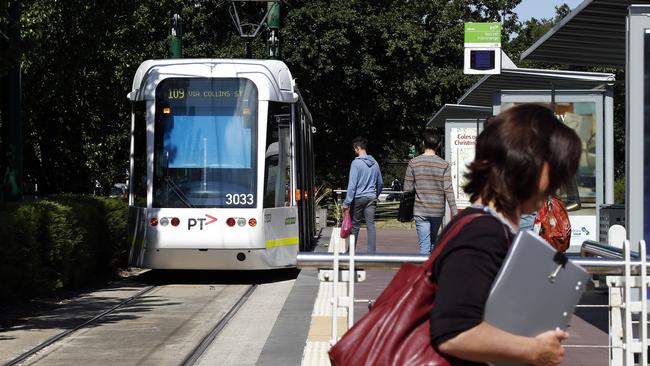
[164,87,245,100]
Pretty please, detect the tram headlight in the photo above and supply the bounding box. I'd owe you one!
[159,217,169,226]
[248,218,257,227]
[150,217,158,226]
[226,218,236,227]
[237,218,246,227]
[171,217,180,227]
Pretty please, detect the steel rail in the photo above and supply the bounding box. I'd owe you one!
[181,284,257,366]
[4,285,157,366]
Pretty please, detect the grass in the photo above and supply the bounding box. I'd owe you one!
[325,200,415,229]
[374,201,414,229]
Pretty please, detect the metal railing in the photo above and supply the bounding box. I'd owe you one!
[581,240,639,259]
[298,252,645,275]
[297,236,650,366]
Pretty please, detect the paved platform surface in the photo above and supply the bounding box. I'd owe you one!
[259,226,609,366]
[0,226,609,365]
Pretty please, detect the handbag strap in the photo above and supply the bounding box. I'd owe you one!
[423,212,504,277]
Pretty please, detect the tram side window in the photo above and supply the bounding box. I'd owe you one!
[264,102,291,208]
[132,101,147,207]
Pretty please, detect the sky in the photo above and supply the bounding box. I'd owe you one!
[514,0,584,22]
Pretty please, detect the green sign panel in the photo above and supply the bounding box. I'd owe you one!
[464,22,501,45]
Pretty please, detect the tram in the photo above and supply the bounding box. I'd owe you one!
[126,59,316,270]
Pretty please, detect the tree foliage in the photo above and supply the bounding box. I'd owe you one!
[11,0,626,193]
[505,4,572,68]
[282,0,521,185]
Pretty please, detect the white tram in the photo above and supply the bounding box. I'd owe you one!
[126,59,316,270]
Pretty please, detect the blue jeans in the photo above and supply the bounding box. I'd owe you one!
[415,216,442,255]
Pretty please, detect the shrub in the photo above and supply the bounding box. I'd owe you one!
[0,195,128,302]
[614,179,625,204]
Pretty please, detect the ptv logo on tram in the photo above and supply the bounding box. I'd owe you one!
[187,214,218,230]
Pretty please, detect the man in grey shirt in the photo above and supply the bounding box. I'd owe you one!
[403,129,457,254]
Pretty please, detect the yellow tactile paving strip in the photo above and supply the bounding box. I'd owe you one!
[301,228,350,366]
[306,316,348,342]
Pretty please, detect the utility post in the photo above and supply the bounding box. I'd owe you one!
[267,1,280,59]
[168,14,183,59]
[1,1,23,202]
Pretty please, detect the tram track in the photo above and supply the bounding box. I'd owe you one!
[4,282,259,366]
[181,284,258,366]
[4,285,157,366]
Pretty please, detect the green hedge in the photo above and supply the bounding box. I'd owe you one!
[0,195,128,302]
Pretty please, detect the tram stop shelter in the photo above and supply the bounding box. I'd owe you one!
[429,51,615,253]
[519,0,650,253]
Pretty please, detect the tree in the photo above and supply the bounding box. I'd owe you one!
[282,0,521,186]
[18,1,189,193]
[15,0,522,193]
[505,4,571,69]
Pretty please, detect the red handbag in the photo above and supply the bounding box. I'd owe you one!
[329,213,486,366]
[340,210,353,239]
[534,195,571,252]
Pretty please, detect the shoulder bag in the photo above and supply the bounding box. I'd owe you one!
[329,212,487,366]
[534,195,571,252]
[397,191,415,222]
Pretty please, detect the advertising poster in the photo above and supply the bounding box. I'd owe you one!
[568,215,597,251]
[500,94,602,253]
[449,127,478,209]
[502,101,597,201]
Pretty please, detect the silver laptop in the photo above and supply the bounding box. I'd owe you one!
[484,230,590,366]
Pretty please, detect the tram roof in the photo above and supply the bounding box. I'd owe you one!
[128,58,298,103]
[521,0,650,67]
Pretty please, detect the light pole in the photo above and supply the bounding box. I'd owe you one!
[168,14,183,59]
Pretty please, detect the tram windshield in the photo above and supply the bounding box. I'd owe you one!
[153,78,258,208]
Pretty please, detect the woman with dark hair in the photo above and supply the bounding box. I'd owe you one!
[430,103,582,366]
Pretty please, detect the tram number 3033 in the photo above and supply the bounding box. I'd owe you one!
[226,193,254,206]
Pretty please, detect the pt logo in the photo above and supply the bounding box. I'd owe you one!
[188,214,218,230]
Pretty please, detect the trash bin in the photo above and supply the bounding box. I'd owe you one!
[599,204,625,243]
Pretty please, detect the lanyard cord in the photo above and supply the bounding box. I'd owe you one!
[470,203,517,235]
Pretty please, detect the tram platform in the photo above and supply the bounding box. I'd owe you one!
[256,226,610,366]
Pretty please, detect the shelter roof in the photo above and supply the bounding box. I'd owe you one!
[427,104,492,127]
[521,0,650,67]
[457,68,615,107]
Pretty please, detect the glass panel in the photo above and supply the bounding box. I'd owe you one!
[131,101,147,207]
[164,115,251,169]
[501,100,597,203]
[153,78,258,208]
[278,126,292,206]
[263,155,279,208]
[263,102,291,208]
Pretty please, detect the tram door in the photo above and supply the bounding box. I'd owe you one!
[294,102,316,251]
